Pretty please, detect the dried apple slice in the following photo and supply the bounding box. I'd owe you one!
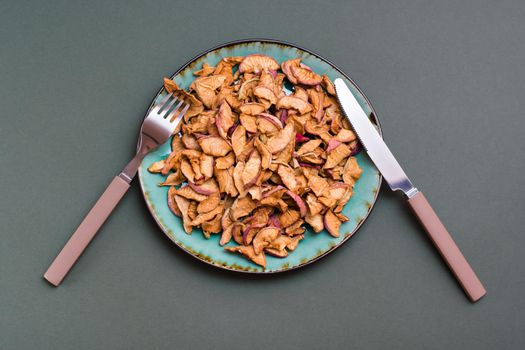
[180,158,195,183]
[198,136,232,157]
[286,234,304,251]
[175,185,208,202]
[163,77,180,93]
[232,161,248,197]
[239,54,280,74]
[225,245,266,268]
[230,196,257,221]
[197,194,220,214]
[231,125,246,157]
[188,178,219,195]
[147,160,165,173]
[334,128,356,143]
[264,247,288,258]
[240,114,258,133]
[193,63,215,77]
[174,195,192,234]
[324,210,341,238]
[190,205,224,226]
[290,65,322,86]
[285,190,307,217]
[239,102,266,115]
[167,186,182,217]
[159,171,185,187]
[192,75,226,108]
[324,144,351,169]
[214,167,238,197]
[321,75,336,95]
[231,223,244,245]
[268,235,292,251]
[305,214,324,233]
[216,101,235,139]
[253,86,277,105]
[243,223,266,246]
[242,151,261,187]
[277,165,297,191]
[199,154,214,179]
[276,96,312,114]
[297,139,323,156]
[281,58,301,84]
[216,152,235,170]
[182,134,201,151]
[252,227,280,254]
[342,157,362,185]
[279,209,300,228]
[219,208,234,245]
[306,174,330,197]
[254,138,271,169]
[266,123,294,154]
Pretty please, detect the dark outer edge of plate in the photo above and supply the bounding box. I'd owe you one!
[137,38,383,274]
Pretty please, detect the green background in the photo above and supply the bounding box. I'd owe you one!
[1,1,524,349]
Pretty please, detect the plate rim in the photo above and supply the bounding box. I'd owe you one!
[137,38,383,274]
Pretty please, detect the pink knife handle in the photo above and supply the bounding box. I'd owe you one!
[44,176,130,286]
[407,191,486,302]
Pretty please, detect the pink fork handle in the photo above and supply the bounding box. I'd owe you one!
[44,176,130,286]
[407,192,486,302]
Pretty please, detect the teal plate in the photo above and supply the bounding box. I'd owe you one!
[138,39,382,273]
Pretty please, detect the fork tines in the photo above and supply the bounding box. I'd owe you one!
[156,93,190,123]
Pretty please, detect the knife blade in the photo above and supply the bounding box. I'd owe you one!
[334,78,486,302]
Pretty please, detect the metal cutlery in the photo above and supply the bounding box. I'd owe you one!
[44,93,189,286]
[334,78,486,302]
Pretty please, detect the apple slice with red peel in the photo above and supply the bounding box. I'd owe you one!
[281,58,301,84]
[167,186,182,217]
[285,190,307,217]
[253,227,280,254]
[174,195,193,234]
[243,222,266,245]
[324,210,342,238]
[188,178,219,195]
[257,113,283,129]
[326,139,342,153]
[231,223,244,245]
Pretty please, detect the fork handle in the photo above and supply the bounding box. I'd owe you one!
[407,191,486,302]
[44,176,130,286]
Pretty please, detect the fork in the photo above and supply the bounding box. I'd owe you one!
[44,93,190,286]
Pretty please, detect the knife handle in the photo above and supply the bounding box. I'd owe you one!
[407,191,486,302]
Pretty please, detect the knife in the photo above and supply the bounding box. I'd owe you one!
[334,78,486,302]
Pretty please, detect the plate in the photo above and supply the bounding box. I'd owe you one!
[138,39,382,273]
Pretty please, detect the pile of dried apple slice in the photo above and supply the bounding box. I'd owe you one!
[148,54,362,268]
